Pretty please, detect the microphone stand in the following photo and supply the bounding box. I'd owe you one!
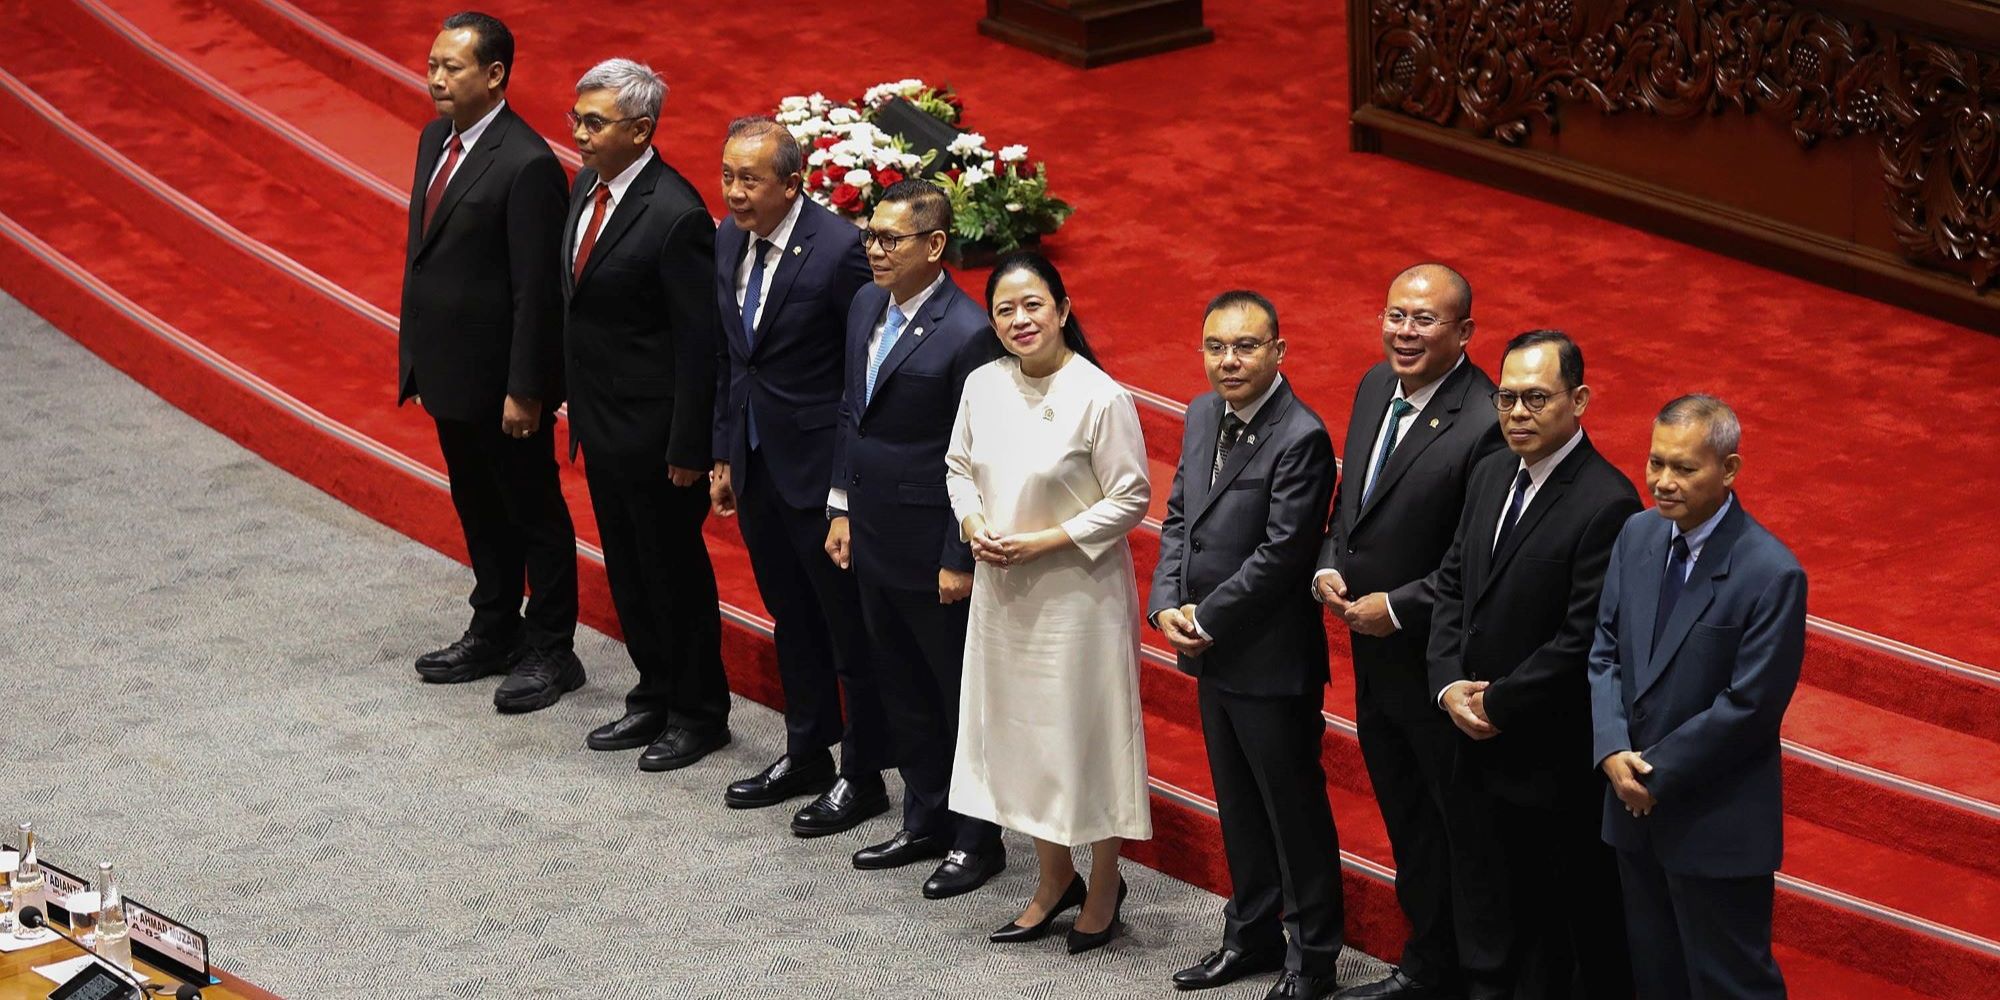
[18,907,201,1000]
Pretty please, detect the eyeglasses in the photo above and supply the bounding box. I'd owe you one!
[860,228,943,253]
[1381,309,1463,333]
[1492,388,1574,413]
[566,111,646,135]
[1201,338,1274,360]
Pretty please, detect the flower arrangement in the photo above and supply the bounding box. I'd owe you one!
[774,79,1071,257]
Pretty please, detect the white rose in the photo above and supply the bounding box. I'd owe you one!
[998,144,1029,163]
[948,132,988,156]
[961,165,991,186]
[829,107,861,125]
[779,96,809,112]
[845,168,874,189]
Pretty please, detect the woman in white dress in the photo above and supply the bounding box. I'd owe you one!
[945,252,1152,954]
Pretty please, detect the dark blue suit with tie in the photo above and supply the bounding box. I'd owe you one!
[831,272,1003,850]
[714,197,887,775]
[1590,498,1806,999]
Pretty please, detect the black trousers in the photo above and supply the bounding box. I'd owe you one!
[855,578,999,854]
[1356,703,1511,986]
[1617,851,1784,1000]
[735,450,889,774]
[583,458,729,731]
[1199,681,1345,976]
[433,414,577,651]
[1488,781,1633,1000]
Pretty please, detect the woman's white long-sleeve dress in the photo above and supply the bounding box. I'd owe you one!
[944,354,1152,846]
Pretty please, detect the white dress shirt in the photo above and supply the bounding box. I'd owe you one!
[1489,426,1587,552]
[826,270,950,513]
[1313,355,1465,627]
[1668,493,1734,581]
[733,195,805,331]
[570,148,655,269]
[426,100,505,192]
[1182,374,1285,641]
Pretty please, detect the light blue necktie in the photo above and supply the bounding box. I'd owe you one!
[865,304,908,404]
[1362,397,1415,505]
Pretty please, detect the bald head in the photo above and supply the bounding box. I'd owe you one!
[1380,263,1474,393]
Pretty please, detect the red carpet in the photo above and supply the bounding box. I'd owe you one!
[1,0,1995,996]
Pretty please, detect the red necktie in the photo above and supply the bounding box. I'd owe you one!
[572,183,612,284]
[421,134,464,232]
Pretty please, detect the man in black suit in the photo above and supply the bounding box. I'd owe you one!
[1429,330,1642,999]
[708,117,890,833]
[399,11,581,713]
[1318,266,1507,1000]
[560,59,729,772]
[1153,292,1345,1000]
[827,180,1006,899]
[1592,396,1803,1000]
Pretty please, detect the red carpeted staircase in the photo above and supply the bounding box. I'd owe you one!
[3,0,1997,996]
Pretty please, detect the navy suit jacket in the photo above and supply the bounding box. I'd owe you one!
[713,198,871,508]
[831,274,1003,592]
[1590,499,1807,878]
[560,152,720,475]
[1147,379,1338,698]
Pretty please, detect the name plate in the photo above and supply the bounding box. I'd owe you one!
[125,898,209,985]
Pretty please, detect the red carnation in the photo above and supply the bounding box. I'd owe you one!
[814,135,839,151]
[1014,161,1036,178]
[945,167,964,181]
[875,167,905,188]
[830,183,865,214]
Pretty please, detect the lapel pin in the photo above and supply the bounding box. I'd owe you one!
[1246,433,1257,445]
[1043,407,1055,421]
[911,326,924,337]
[792,245,802,256]
[1430,418,1440,428]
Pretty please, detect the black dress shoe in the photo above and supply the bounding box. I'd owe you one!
[586,710,671,751]
[415,630,522,683]
[1335,969,1456,999]
[492,648,585,713]
[1173,947,1285,990]
[1065,877,1128,954]
[637,726,731,772]
[922,847,1006,899]
[725,752,835,809]
[1268,971,1340,1000]
[790,775,889,836]
[852,830,947,870]
[990,875,1086,943]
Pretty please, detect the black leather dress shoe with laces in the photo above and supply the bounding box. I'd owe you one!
[585,710,671,751]
[789,775,889,836]
[492,648,584,713]
[725,752,835,809]
[1172,948,1284,991]
[415,630,522,683]
[637,726,731,772]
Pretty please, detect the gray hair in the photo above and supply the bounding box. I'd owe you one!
[1656,394,1741,457]
[575,58,665,120]
[726,116,803,178]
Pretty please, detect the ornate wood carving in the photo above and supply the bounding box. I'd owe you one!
[1363,0,2000,291]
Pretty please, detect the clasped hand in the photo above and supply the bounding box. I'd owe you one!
[1602,750,1657,816]
[964,516,1063,569]
[1440,680,1499,741]
[1154,604,1212,656]
[1313,571,1397,637]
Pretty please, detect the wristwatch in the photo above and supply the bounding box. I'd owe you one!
[825,506,847,521]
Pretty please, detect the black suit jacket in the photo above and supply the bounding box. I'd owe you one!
[831,274,1003,592]
[561,152,720,475]
[713,198,871,509]
[1591,500,1806,878]
[1147,380,1338,698]
[1320,360,1504,719]
[398,106,569,422]
[1427,434,1643,807]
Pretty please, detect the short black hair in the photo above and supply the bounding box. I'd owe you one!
[878,179,952,235]
[1204,289,1279,338]
[441,11,514,89]
[1503,329,1584,389]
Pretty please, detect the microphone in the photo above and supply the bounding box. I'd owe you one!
[17,907,201,1000]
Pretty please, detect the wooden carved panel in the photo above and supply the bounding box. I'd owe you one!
[1364,0,2000,291]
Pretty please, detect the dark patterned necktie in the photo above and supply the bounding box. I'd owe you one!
[1212,413,1245,486]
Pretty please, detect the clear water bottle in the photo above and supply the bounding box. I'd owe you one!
[10,822,44,940]
[94,862,132,970]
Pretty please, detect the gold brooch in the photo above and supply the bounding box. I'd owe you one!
[1042,407,1055,421]
[1430,418,1440,428]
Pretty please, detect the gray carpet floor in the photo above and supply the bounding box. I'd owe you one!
[0,291,1388,998]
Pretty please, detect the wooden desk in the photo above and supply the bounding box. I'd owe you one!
[0,933,278,1000]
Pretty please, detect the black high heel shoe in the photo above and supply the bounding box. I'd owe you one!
[1064,877,1127,955]
[989,874,1087,943]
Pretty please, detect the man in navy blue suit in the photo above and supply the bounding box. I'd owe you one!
[708,117,891,836]
[1591,395,1805,1000]
[826,180,1006,899]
